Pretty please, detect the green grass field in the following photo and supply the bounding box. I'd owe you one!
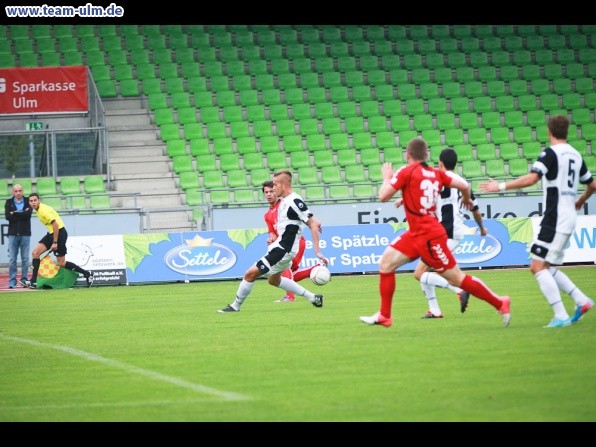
[0,266,594,422]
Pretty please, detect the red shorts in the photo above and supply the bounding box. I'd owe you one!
[291,237,306,272]
[390,230,457,273]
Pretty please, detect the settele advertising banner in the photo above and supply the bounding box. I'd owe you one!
[119,219,534,284]
[0,66,88,115]
[57,217,594,285]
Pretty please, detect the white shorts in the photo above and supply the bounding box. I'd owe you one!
[529,231,571,265]
[255,242,296,276]
[447,238,461,251]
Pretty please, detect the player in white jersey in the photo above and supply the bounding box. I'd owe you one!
[481,115,596,328]
[409,148,487,318]
[218,169,329,313]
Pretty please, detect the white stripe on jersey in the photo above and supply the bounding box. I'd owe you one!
[531,142,588,234]
[275,191,311,254]
[435,171,477,240]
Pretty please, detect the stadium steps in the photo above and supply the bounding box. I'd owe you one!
[103,97,194,231]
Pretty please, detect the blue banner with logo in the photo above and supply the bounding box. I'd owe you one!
[123,218,539,283]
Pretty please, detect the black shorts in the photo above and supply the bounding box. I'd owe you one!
[40,228,68,256]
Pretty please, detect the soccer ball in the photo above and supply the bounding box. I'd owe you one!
[310,265,331,286]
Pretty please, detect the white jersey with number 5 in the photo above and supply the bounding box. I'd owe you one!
[531,143,593,235]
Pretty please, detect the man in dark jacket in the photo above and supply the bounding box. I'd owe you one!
[4,183,32,288]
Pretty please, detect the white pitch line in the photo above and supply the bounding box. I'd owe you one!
[0,334,250,401]
[0,398,229,412]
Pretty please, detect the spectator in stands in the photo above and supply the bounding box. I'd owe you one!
[23,193,94,289]
[218,170,328,313]
[262,180,319,302]
[360,137,511,328]
[412,148,487,318]
[4,184,32,289]
[480,115,596,327]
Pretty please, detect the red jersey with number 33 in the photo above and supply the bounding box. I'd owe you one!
[389,161,454,237]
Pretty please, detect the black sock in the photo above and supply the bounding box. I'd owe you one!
[31,258,40,283]
[65,261,89,277]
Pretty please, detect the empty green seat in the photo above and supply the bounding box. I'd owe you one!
[59,176,82,195]
[337,149,358,166]
[476,143,498,161]
[328,185,351,200]
[321,166,342,184]
[202,171,225,189]
[290,151,311,169]
[313,151,334,168]
[296,167,320,185]
[468,127,489,145]
[522,141,542,160]
[179,171,200,190]
[485,159,506,177]
[172,155,194,174]
[513,126,533,144]
[89,195,111,210]
[508,158,529,176]
[461,160,483,178]
[209,190,231,204]
[194,154,217,173]
[453,144,474,162]
[504,111,524,128]
[303,186,326,200]
[305,134,326,152]
[490,127,511,145]
[35,177,58,196]
[445,128,465,146]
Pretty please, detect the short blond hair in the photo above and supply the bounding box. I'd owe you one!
[274,169,292,183]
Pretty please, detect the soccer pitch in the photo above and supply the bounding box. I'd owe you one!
[0,266,594,422]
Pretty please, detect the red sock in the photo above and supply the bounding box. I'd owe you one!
[379,271,395,318]
[281,269,295,300]
[293,265,314,282]
[461,275,502,309]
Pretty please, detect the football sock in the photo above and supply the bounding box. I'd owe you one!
[421,271,462,294]
[65,261,88,276]
[281,269,295,300]
[278,277,314,302]
[421,282,442,315]
[379,271,395,319]
[460,275,502,309]
[30,258,40,283]
[232,279,255,309]
[535,269,569,320]
[549,267,591,306]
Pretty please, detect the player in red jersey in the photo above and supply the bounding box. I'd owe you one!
[262,180,321,302]
[360,138,511,328]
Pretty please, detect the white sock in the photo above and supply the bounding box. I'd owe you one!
[549,267,592,306]
[535,269,569,320]
[420,281,442,315]
[421,271,462,294]
[232,279,255,309]
[279,276,316,302]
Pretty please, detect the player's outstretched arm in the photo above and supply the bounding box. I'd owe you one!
[306,217,329,265]
[479,172,540,193]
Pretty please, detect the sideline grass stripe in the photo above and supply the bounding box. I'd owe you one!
[0,334,250,401]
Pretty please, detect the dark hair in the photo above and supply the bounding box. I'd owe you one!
[261,180,273,192]
[29,192,40,199]
[548,115,569,140]
[439,148,458,170]
[406,137,428,161]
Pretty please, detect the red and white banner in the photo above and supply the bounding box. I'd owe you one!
[0,66,88,115]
